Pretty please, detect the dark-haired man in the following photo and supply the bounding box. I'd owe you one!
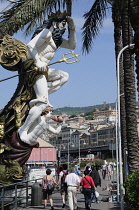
[18,14,76,144]
[58,164,69,208]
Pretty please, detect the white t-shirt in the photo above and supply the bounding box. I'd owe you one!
[107,164,112,172]
[65,173,80,187]
[102,164,107,170]
[59,170,68,176]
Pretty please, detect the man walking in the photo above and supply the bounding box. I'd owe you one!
[65,167,80,210]
[58,164,68,208]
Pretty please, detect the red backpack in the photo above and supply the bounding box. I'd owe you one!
[61,170,68,184]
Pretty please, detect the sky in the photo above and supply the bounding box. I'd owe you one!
[0,0,117,110]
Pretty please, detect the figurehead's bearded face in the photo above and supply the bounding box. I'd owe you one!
[52,19,67,48]
[31,17,67,47]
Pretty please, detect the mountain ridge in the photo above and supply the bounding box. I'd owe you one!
[53,102,117,115]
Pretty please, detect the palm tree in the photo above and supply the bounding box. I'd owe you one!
[0,0,68,37]
[0,0,139,173]
[129,0,139,96]
[81,0,139,173]
[121,0,139,173]
[111,1,128,177]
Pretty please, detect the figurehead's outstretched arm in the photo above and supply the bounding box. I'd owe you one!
[60,16,76,50]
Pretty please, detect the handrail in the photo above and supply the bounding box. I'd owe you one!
[0,178,42,210]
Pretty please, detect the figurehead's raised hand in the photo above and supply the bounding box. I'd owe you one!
[66,16,75,30]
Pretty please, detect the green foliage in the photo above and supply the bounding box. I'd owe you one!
[85,115,94,120]
[69,114,77,118]
[106,158,116,163]
[124,170,139,209]
[93,158,104,166]
[0,0,67,36]
[53,103,116,116]
[80,161,88,168]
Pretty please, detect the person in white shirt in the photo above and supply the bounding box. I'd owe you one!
[65,167,80,210]
[107,162,112,180]
[102,162,107,180]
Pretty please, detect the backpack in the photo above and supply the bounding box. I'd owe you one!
[43,177,54,191]
[61,170,68,185]
[47,182,54,191]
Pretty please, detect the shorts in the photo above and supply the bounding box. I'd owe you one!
[43,189,52,199]
[60,183,67,195]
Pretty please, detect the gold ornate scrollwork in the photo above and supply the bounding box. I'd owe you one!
[0,34,28,71]
[0,116,5,139]
[13,97,23,128]
[0,160,25,185]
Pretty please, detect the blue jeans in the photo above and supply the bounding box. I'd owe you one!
[83,188,92,209]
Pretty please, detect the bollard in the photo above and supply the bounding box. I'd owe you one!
[31,182,42,206]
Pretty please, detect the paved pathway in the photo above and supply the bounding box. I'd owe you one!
[18,169,129,210]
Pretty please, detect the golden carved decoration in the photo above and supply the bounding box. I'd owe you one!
[0,143,11,154]
[0,34,28,71]
[0,160,25,185]
[0,116,5,139]
[13,97,22,128]
[48,10,67,19]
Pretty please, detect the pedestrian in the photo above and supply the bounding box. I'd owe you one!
[84,165,92,176]
[90,165,101,203]
[80,170,96,210]
[107,162,112,180]
[58,164,68,208]
[75,165,82,177]
[101,162,107,180]
[42,168,58,209]
[95,164,100,171]
[65,167,80,210]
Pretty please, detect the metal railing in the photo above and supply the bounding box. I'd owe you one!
[0,178,42,210]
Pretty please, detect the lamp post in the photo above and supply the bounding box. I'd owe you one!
[79,139,86,168]
[68,142,74,169]
[61,143,74,169]
[116,100,120,202]
[68,142,70,169]
[117,43,134,210]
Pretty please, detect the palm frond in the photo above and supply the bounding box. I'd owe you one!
[0,0,67,36]
[82,0,110,54]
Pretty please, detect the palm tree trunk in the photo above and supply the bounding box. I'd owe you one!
[123,0,139,173]
[129,0,139,97]
[66,0,72,16]
[127,0,139,172]
[112,2,127,177]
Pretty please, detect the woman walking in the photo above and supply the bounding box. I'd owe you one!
[81,170,96,210]
[90,165,101,203]
[42,168,58,209]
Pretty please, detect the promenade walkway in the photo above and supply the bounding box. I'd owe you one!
[17,170,129,210]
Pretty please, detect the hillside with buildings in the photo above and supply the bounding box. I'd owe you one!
[53,102,116,116]
[47,102,118,161]
[27,101,139,165]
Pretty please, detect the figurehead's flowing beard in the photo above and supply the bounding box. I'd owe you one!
[52,27,66,48]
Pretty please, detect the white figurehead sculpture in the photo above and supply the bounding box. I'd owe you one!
[18,12,76,143]
[24,106,63,144]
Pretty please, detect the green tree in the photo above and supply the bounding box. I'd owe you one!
[121,0,139,173]
[0,0,139,173]
[0,0,69,36]
[128,0,139,173]
[81,0,139,173]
